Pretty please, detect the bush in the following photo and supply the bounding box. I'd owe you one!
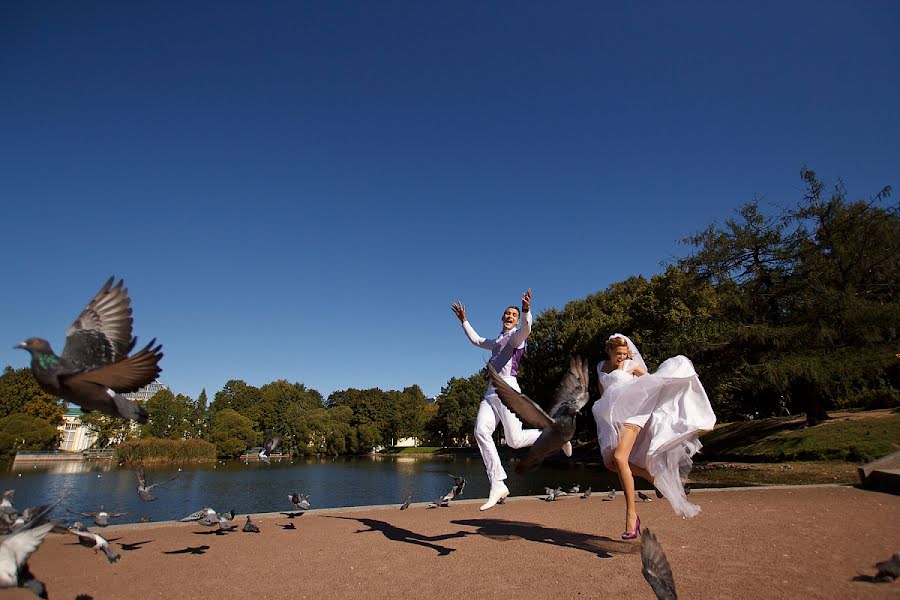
[116,438,216,465]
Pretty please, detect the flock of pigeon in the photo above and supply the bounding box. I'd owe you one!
[5,277,898,599]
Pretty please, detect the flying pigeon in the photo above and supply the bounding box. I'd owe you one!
[258,434,282,464]
[638,491,653,503]
[135,464,177,502]
[289,493,310,511]
[400,496,411,510]
[0,491,16,522]
[0,519,54,598]
[242,516,260,533]
[67,506,126,528]
[641,528,677,600]
[488,357,590,473]
[581,487,592,499]
[16,277,163,423]
[604,488,616,501]
[69,522,120,563]
[448,475,466,499]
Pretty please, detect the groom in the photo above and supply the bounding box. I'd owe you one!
[451,289,570,510]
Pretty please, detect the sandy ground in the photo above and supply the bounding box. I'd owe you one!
[3,485,898,600]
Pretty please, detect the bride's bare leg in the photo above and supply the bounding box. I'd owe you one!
[613,424,641,533]
[630,464,654,484]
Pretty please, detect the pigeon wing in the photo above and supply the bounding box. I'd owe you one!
[145,475,178,491]
[180,510,208,522]
[62,339,163,394]
[641,529,678,600]
[0,522,54,582]
[263,434,282,454]
[488,363,553,429]
[548,356,591,416]
[61,277,135,369]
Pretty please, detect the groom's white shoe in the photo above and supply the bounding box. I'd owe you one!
[562,441,573,457]
[479,482,510,511]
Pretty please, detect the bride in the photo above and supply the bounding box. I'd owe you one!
[592,334,716,538]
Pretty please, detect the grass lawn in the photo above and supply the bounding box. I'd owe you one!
[700,409,899,463]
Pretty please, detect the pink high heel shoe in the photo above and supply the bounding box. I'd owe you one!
[621,515,640,540]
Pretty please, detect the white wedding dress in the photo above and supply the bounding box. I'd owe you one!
[591,342,716,518]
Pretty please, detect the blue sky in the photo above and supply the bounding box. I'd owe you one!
[2,2,898,401]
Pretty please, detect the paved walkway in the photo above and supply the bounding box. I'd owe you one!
[8,485,899,599]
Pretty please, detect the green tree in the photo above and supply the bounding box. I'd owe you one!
[80,412,135,448]
[679,168,898,423]
[209,380,261,420]
[141,389,197,439]
[427,372,486,446]
[208,408,258,458]
[0,413,59,461]
[0,366,62,423]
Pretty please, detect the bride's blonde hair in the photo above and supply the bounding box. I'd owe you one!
[606,336,632,358]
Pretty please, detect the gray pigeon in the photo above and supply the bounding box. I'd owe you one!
[258,434,282,464]
[488,357,590,473]
[0,491,16,523]
[427,497,449,509]
[67,506,126,528]
[638,491,653,502]
[135,464,177,502]
[16,277,163,423]
[288,493,310,511]
[581,487,592,499]
[641,528,677,600]
[242,516,260,533]
[400,495,411,510]
[0,520,54,598]
[604,488,616,501]
[567,484,580,494]
[448,475,466,499]
[69,522,120,563]
[180,508,235,529]
[544,487,568,502]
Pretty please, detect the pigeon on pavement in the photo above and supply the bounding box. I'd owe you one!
[16,277,163,423]
[400,496,411,510]
[180,508,235,529]
[641,528,677,600]
[488,357,590,473]
[638,491,653,502]
[242,516,260,533]
[604,488,616,501]
[581,487,592,499]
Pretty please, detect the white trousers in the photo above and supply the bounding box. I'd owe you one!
[474,379,541,484]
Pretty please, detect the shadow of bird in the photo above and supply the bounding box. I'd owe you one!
[162,545,210,555]
[118,540,152,551]
[854,553,900,583]
[279,523,296,530]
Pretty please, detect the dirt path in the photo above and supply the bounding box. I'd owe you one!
[6,485,898,600]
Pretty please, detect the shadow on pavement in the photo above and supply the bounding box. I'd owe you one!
[329,516,467,557]
[452,518,636,558]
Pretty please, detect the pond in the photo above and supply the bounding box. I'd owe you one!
[1,455,627,525]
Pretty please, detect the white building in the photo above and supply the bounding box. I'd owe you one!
[57,407,98,452]
[123,379,168,403]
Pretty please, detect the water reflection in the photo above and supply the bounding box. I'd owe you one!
[0,455,626,526]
